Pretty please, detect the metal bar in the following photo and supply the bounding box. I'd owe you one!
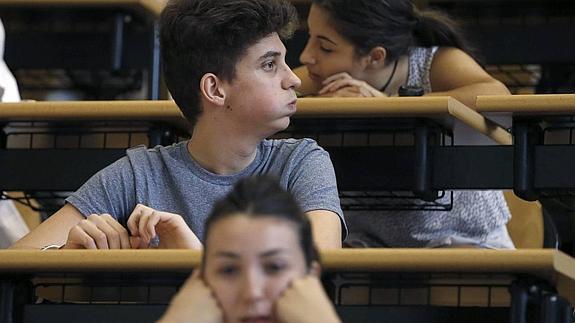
[413,125,438,201]
[509,280,528,323]
[0,144,574,194]
[0,281,14,323]
[111,13,125,71]
[513,120,541,201]
[148,21,161,100]
[540,294,573,323]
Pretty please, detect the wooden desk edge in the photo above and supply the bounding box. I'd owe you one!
[0,249,572,274]
[476,94,575,114]
[447,97,512,145]
[2,249,573,304]
[2,97,472,119]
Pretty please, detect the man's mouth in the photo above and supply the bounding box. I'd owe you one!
[287,99,297,111]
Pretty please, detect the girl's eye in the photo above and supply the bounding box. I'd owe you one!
[218,266,238,276]
[264,262,287,275]
[320,46,333,53]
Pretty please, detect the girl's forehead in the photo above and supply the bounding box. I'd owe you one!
[206,215,300,253]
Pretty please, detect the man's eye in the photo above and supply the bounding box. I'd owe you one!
[263,61,276,71]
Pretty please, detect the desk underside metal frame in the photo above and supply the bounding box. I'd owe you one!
[1,116,574,205]
[1,271,569,323]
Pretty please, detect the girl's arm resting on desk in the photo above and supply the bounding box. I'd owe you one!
[427,47,510,109]
[306,210,342,249]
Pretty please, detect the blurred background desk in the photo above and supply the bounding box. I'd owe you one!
[0,249,573,323]
[3,0,574,100]
[0,0,166,100]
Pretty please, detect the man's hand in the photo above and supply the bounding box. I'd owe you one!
[127,204,202,249]
[63,213,131,249]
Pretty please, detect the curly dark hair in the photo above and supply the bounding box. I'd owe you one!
[160,0,298,126]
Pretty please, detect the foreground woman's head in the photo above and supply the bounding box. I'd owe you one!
[202,176,320,323]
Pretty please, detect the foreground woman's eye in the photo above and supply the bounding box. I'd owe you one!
[218,265,239,276]
[264,262,287,275]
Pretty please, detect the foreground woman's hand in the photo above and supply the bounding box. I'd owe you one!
[157,270,223,323]
[275,275,341,323]
[127,204,202,249]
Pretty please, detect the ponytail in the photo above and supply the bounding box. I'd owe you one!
[313,0,480,63]
[412,8,474,55]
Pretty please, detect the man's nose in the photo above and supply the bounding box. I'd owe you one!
[283,65,302,90]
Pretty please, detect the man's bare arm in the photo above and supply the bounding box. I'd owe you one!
[306,210,342,249]
[9,204,84,249]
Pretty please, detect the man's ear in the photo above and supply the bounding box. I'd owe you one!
[309,261,321,277]
[367,46,387,69]
[200,73,226,106]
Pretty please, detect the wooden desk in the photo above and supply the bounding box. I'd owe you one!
[0,97,512,144]
[0,249,573,323]
[476,94,575,201]
[477,94,575,116]
[0,249,572,288]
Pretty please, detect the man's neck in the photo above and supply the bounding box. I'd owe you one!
[186,119,261,175]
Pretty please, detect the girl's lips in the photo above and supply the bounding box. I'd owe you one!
[308,71,322,83]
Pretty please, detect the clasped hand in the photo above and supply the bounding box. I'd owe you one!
[318,72,386,97]
[63,204,201,249]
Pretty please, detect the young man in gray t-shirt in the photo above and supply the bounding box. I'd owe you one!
[11,0,345,250]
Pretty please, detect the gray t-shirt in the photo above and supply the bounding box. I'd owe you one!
[66,138,346,241]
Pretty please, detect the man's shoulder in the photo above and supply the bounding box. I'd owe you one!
[259,138,330,169]
[126,141,186,163]
[262,137,322,152]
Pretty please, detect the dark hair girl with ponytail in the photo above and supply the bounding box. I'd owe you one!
[294,0,516,250]
[295,0,509,108]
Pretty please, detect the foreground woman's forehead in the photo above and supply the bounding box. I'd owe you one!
[212,248,290,258]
